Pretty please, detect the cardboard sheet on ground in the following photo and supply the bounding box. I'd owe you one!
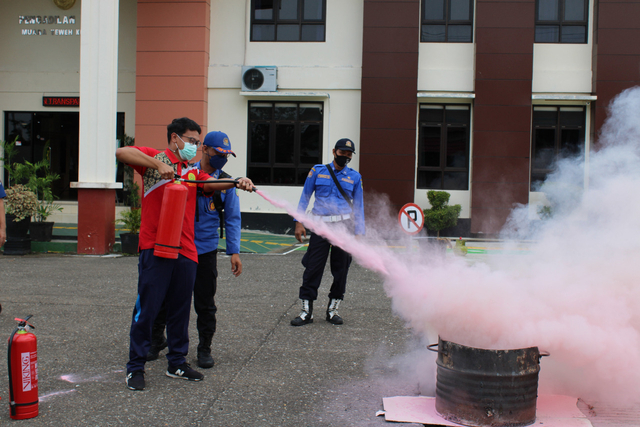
[380,395,592,426]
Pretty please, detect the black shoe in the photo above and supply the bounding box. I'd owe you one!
[197,351,215,369]
[291,299,313,326]
[326,312,344,325]
[166,363,204,381]
[126,371,145,391]
[146,339,168,361]
[290,315,313,326]
[326,298,344,325]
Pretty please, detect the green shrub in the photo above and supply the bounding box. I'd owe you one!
[423,190,462,237]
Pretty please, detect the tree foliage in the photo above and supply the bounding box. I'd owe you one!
[423,190,461,237]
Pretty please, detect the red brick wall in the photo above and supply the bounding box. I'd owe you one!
[471,0,535,234]
[360,0,420,211]
[135,0,210,149]
[594,0,640,140]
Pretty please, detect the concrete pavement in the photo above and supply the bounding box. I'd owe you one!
[0,252,423,426]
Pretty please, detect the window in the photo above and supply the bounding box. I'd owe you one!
[535,0,588,43]
[247,102,323,185]
[417,104,470,190]
[421,0,474,42]
[531,106,585,189]
[251,0,326,42]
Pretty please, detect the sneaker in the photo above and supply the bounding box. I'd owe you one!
[166,363,204,381]
[146,339,168,361]
[197,351,215,369]
[126,371,145,391]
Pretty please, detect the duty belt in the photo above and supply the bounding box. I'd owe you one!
[314,214,351,223]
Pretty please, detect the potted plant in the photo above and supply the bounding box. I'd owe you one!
[117,179,141,254]
[423,190,462,253]
[3,184,38,255]
[2,139,61,242]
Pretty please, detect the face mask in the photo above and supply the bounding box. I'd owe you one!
[177,142,198,161]
[209,154,228,170]
[335,155,351,168]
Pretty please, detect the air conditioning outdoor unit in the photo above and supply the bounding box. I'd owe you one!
[241,66,277,92]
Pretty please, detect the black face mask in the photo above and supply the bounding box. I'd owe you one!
[334,155,351,168]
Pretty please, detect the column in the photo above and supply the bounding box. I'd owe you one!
[71,0,122,254]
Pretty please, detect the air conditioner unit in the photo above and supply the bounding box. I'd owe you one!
[241,66,277,92]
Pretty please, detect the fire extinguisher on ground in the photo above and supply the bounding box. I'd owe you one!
[7,315,38,420]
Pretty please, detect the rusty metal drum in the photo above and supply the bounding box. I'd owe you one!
[431,337,544,427]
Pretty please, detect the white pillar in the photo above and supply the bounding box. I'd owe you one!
[73,0,122,189]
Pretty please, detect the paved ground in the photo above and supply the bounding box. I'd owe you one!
[0,247,638,426]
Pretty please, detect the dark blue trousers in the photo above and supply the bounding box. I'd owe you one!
[127,249,197,373]
[299,229,352,302]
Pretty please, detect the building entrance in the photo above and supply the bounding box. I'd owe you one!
[4,111,124,201]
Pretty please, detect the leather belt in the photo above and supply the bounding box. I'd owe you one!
[314,214,351,223]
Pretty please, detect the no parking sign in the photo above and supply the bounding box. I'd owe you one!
[398,203,424,235]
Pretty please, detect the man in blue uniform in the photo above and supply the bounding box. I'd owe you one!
[148,131,243,369]
[291,138,365,326]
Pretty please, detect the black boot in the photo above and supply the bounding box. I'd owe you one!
[146,324,168,361]
[197,336,214,369]
[326,298,343,325]
[291,299,313,326]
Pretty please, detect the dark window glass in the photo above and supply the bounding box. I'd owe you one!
[535,26,560,42]
[535,0,587,43]
[538,0,558,20]
[564,0,585,20]
[304,0,323,19]
[279,0,298,19]
[531,106,586,189]
[251,0,325,42]
[421,0,473,42]
[254,0,274,19]
[301,24,324,41]
[561,26,586,43]
[253,25,275,41]
[424,0,445,19]
[247,102,323,185]
[450,0,471,20]
[417,104,470,190]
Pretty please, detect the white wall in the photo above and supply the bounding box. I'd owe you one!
[208,0,364,214]
[418,43,475,92]
[532,0,595,93]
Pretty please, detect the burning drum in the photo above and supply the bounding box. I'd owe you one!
[430,337,546,427]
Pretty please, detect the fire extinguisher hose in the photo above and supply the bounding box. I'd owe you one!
[173,175,258,191]
[8,315,37,416]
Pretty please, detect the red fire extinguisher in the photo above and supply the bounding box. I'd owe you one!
[154,181,189,259]
[7,315,38,420]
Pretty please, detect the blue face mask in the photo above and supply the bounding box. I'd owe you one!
[209,154,228,170]
[177,140,198,161]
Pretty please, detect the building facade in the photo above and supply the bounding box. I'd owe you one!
[1,0,639,252]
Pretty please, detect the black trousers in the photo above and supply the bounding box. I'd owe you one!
[154,250,218,352]
[299,227,352,302]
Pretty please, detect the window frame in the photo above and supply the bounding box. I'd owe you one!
[250,0,327,42]
[416,103,471,191]
[530,105,586,190]
[247,101,324,186]
[534,0,588,43]
[420,0,474,43]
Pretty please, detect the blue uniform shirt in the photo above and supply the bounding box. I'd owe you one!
[297,163,365,235]
[0,182,5,198]
[193,162,242,255]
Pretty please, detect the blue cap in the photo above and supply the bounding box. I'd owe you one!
[203,131,236,157]
[334,138,356,154]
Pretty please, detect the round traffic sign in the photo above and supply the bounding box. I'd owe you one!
[398,203,424,235]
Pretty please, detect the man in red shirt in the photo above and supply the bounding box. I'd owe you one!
[116,117,253,391]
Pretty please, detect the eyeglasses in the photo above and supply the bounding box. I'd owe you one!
[177,134,201,146]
